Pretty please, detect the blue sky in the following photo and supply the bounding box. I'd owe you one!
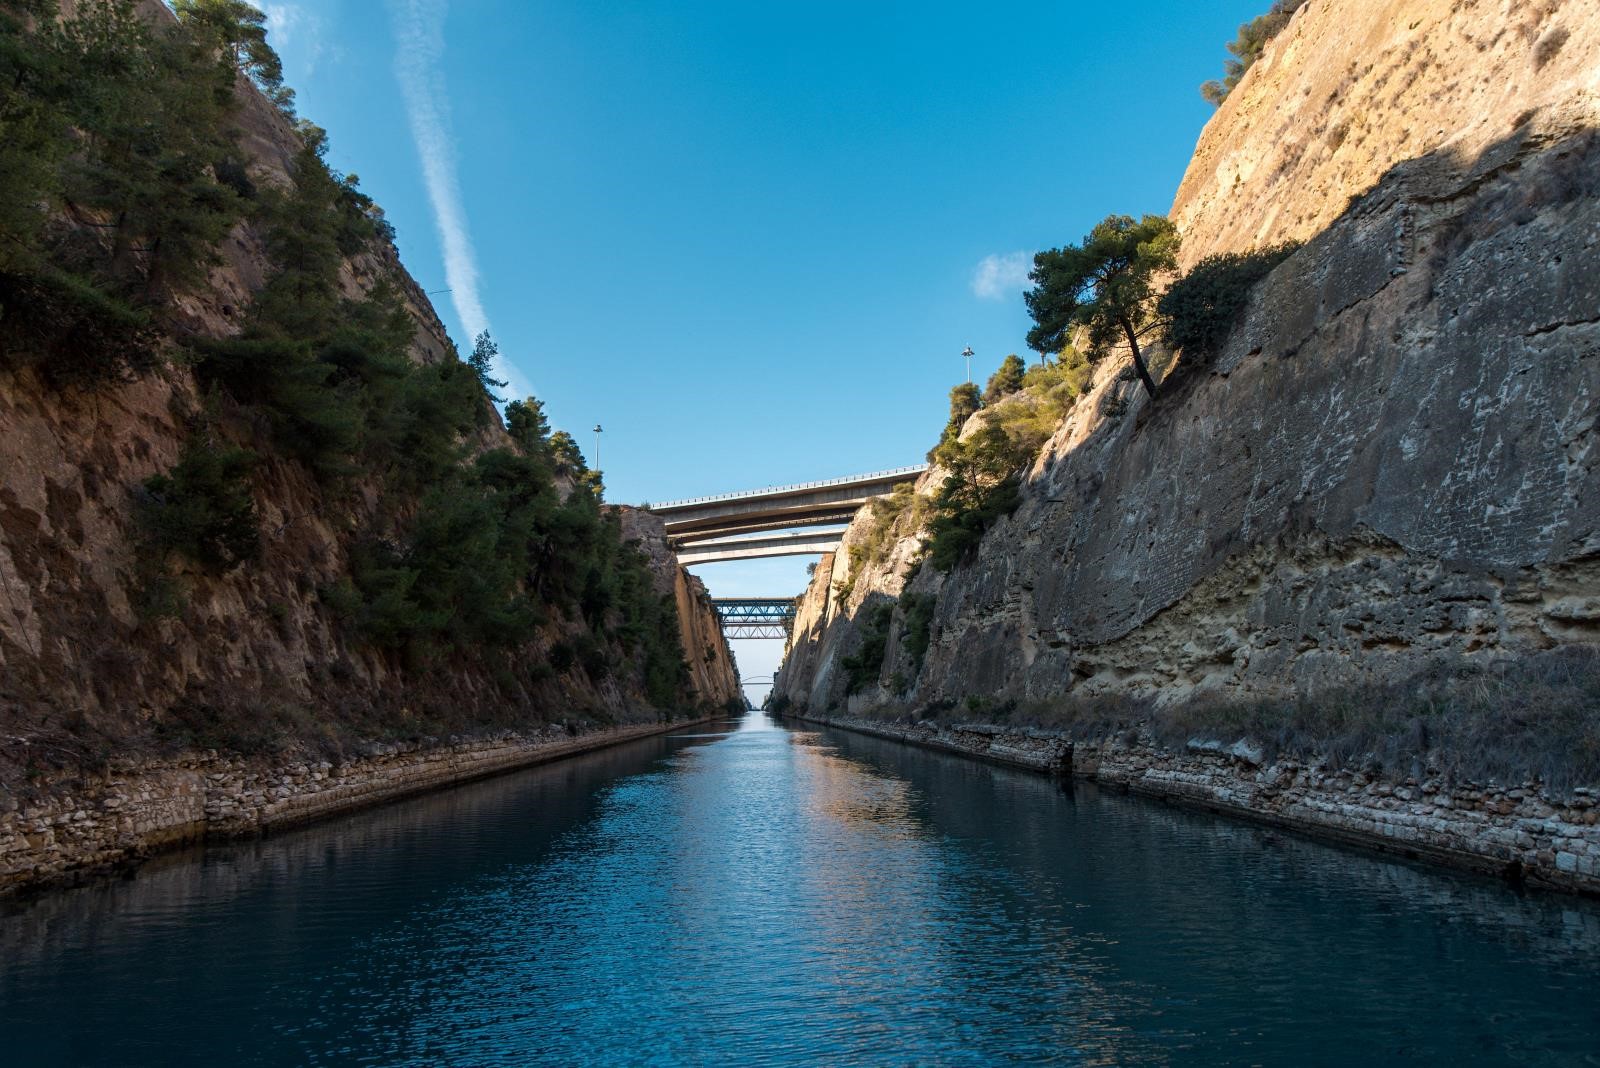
[260,0,1263,694]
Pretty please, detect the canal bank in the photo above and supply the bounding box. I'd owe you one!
[7,711,1600,1065]
[779,711,1600,897]
[0,716,717,897]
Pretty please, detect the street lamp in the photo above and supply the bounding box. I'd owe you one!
[592,424,603,471]
[961,345,974,384]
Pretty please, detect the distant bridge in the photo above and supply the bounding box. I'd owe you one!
[713,598,799,640]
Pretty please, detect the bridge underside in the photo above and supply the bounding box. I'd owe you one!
[669,510,858,545]
[677,530,846,566]
[654,468,925,638]
[652,466,926,546]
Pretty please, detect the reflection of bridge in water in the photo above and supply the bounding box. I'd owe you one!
[648,465,927,638]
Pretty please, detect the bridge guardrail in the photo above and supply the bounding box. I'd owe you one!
[646,465,928,511]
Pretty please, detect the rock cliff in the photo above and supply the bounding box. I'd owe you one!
[0,2,739,802]
[777,0,1600,776]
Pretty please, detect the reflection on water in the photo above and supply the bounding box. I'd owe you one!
[4,713,1599,1065]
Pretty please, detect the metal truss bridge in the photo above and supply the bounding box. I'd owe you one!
[712,598,799,640]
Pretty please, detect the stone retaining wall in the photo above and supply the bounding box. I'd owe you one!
[0,719,703,895]
[788,713,1600,896]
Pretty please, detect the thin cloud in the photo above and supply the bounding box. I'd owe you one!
[971,251,1034,301]
[388,1,493,350]
[260,3,303,46]
[261,3,333,75]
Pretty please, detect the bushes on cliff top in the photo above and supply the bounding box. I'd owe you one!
[1200,0,1308,106]
[925,422,1031,572]
[927,382,981,463]
[981,354,1027,405]
[186,125,465,482]
[172,0,296,115]
[0,0,250,382]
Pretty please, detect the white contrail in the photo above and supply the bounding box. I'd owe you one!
[388,0,490,346]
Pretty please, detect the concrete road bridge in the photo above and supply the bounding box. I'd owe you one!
[648,465,927,565]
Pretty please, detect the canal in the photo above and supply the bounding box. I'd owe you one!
[4,713,1599,1065]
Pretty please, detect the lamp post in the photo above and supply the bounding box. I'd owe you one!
[961,345,974,384]
[592,424,603,472]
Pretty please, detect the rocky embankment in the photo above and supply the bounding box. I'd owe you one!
[786,712,1600,895]
[0,719,714,895]
[776,0,1600,888]
[0,2,740,892]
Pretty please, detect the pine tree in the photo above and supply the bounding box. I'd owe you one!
[173,0,295,113]
[468,330,509,402]
[1025,214,1179,398]
[929,382,982,463]
[982,354,1027,404]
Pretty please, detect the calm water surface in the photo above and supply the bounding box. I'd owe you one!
[4,713,1600,1065]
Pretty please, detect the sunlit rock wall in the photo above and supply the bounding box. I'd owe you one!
[777,0,1600,716]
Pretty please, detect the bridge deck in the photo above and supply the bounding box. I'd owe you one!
[651,464,928,542]
[650,466,927,513]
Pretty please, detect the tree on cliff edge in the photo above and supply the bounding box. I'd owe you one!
[982,353,1027,405]
[928,382,981,463]
[1024,214,1178,399]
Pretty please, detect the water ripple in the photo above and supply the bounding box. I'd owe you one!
[4,714,1599,1065]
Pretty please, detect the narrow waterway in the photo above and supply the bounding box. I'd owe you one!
[4,713,1599,1065]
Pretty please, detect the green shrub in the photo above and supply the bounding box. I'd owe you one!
[899,592,937,681]
[848,481,928,575]
[1158,244,1299,368]
[1200,1,1307,105]
[925,422,1029,572]
[576,635,611,680]
[1022,345,1091,409]
[981,354,1027,405]
[840,600,895,694]
[927,382,981,463]
[0,269,160,386]
[138,437,260,571]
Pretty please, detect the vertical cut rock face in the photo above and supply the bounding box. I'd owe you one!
[0,7,739,777]
[777,0,1600,715]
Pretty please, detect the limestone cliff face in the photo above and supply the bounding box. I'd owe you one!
[777,0,1600,720]
[1173,0,1598,268]
[0,10,737,787]
[621,510,742,703]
